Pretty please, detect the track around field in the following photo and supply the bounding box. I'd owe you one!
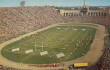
[0,23,105,70]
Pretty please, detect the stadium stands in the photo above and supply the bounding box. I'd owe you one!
[0,65,65,70]
[0,6,110,70]
[0,6,63,43]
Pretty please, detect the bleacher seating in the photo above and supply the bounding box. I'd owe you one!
[0,6,63,43]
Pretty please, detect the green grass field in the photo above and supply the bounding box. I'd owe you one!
[1,23,96,64]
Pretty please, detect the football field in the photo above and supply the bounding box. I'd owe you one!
[1,23,96,64]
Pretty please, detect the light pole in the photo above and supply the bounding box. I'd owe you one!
[20,1,25,7]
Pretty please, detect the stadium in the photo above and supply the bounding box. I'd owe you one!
[0,0,110,70]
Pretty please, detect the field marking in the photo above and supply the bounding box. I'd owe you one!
[0,23,105,70]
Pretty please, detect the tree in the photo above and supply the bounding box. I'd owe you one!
[20,1,25,7]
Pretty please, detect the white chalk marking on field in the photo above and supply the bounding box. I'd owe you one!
[57,28,61,30]
[56,53,65,58]
[82,29,86,31]
[74,29,78,31]
[25,49,33,54]
[40,51,48,56]
[11,48,20,52]
[70,53,72,54]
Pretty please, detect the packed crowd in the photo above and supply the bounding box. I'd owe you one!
[0,6,63,43]
[101,47,110,70]
[0,65,65,70]
[88,43,110,70]
[0,65,28,70]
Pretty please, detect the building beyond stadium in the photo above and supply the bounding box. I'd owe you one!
[59,0,110,17]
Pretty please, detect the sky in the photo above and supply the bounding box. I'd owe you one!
[0,0,110,7]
